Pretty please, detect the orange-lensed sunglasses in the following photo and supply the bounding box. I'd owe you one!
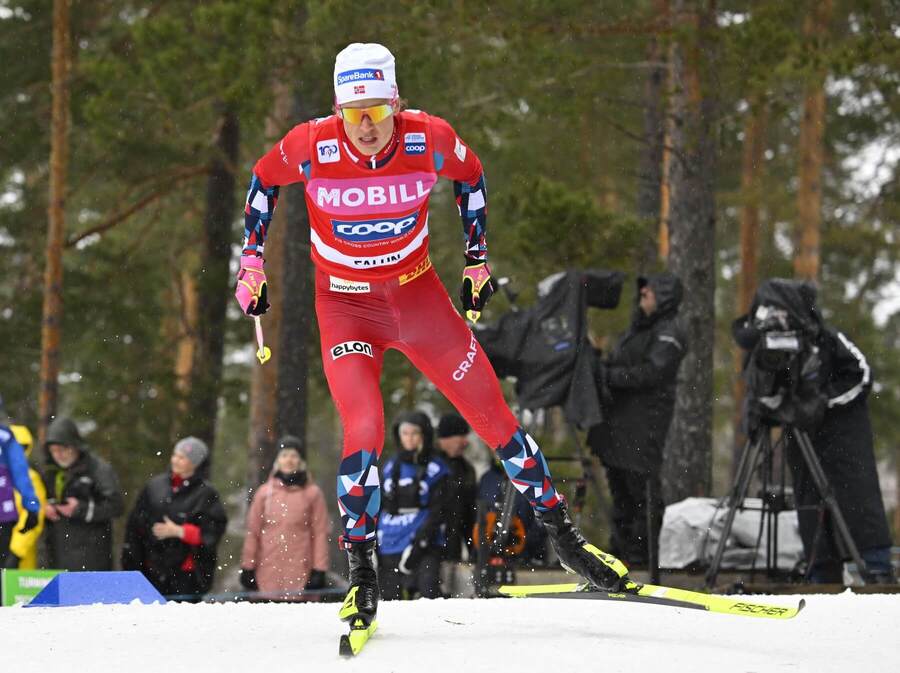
[338,104,394,125]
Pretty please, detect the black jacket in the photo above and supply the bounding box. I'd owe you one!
[587,273,687,474]
[121,471,227,597]
[790,327,891,557]
[441,454,477,561]
[43,449,124,570]
[476,269,624,429]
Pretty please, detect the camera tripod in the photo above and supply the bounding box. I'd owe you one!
[704,422,871,589]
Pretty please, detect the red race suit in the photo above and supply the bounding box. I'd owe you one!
[243,111,559,543]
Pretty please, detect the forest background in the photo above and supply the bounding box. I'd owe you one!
[2,0,898,582]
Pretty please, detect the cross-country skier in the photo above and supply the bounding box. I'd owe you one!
[235,43,634,630]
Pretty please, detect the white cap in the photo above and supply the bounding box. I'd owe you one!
[334,43,398,105]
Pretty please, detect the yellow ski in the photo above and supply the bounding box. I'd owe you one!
[339,618,378,657]
[498,582,805,620]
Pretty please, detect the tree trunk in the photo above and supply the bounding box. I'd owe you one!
[731,99,768,476]
[794,0,832,282]
[247,82,291,489]
[637,0,669,269]
[174,269,199,418]
[663,0,718,503]
[276,90,314,444]
[184,108,238,465]
[38,0,71,448]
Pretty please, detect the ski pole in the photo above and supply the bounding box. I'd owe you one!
[254,316,272,364]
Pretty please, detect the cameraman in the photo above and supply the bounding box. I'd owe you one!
[587,273,686,568]
[733,280,894,584]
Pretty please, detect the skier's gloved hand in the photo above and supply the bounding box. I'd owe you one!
[304,569,327,590]
[18,510,39,534]
[459,257,496,324]
[239,568,257,590]
[399,540,428,575]
[235,255,270,316]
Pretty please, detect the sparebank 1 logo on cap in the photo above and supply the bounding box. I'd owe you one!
[404,132,426,155]
[332,213,418,242]
[316,140,340,164]
[336,69,385,86]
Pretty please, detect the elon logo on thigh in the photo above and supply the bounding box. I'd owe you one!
[331,340,374,360]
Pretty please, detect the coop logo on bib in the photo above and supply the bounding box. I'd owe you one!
[332,213,418,242]
[404,132,426,155]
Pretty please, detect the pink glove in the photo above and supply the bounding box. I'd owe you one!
[235,255,270,315]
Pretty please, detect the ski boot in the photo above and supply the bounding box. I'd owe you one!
[539,499,635,593]
[339,538,379,625]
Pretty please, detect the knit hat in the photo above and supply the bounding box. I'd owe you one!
[437,412,470,439]
[173,436,209,467]
[334,43,398,105]
[276,434,306,460]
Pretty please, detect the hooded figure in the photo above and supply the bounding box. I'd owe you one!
[239,435,331,596]
[377,411,449,600]
[121,437,227,598]
[42,416,124,571]
[587,273,687,566]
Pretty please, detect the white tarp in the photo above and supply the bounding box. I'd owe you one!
[659,497,804,570]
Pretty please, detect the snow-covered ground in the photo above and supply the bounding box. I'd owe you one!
[4,593,898,672]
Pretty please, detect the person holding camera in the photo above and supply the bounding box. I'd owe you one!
[733,280,894,584]
[587,273,686,568]
[377,411,449,600]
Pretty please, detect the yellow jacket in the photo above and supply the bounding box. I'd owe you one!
[9,426,47,569]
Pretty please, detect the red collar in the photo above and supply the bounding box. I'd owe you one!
[338,115,401,169]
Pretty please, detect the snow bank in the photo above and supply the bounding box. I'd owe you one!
[3,592,898,672]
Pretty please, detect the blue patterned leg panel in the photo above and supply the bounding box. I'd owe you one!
[337,448,381,543]
[496,428,561,512]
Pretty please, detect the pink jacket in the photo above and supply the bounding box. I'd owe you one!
[240,475,331,593]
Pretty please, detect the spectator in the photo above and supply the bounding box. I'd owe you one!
[42,416,123,571]
[587,273,686,568]
[122,437,227,599]
[378,411,449,600]
[436,412,477,563]
[0,396,40,567]
[6,425,47,569]
[240,435,331,597]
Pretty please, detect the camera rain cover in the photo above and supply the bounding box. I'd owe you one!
[751,279,820,336]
